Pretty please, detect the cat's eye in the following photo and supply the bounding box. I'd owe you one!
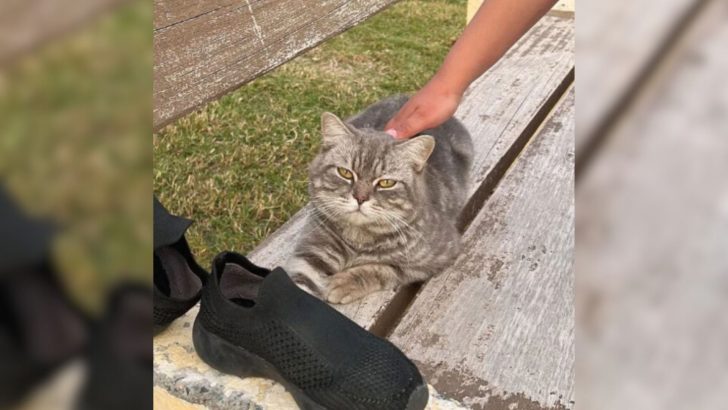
[337,167,354,180]
[377,179,397,189]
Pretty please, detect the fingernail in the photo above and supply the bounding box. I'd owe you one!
[385,129,398,138]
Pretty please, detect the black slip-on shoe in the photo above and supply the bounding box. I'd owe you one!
[193,251,429,410]
[153,197,208,333]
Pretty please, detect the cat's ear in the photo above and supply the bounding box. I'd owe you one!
[321,112,353,149]
[398,135,435,172]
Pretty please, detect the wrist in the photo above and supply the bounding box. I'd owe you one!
[430,69,468,99]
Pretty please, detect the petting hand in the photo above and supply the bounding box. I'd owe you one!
[385,76,463,140]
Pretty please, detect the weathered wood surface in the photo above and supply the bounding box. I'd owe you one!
[577,1,728,409]
[154,10,574,410]
[249,13,574,330]
[0,0,125,66]
[576,0,702,155]
[389,89,575,410]
[153,0,399,130]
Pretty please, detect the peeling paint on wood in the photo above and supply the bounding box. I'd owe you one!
[389,90,575,410]
[153,0,400,129]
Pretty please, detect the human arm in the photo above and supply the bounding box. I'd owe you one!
[385,0,558,139]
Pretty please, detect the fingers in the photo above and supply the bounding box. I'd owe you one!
[395,111,427,139]
[385,86,461,139]
[385,100,417,133]
[386,106,427,140]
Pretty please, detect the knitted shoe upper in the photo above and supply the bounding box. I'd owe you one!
[198,252,424,410]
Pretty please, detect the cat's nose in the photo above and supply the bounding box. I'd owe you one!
[353,193,369,205]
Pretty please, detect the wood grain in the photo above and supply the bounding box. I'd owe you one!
[389,89,575,410]
[247,13,574,330]
[154,0,239,31]
[153,0,398,130]
[577,1,728,409]
[575,0,702,155]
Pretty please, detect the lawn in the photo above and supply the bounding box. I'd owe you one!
[153,0,466,263]
[0,0,151,312]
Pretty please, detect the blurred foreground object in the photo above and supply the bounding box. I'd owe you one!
[0,190,88,408]
[1,0,151,408]
[1,189,153,410]
[577,0,728,409]
[0,0,125,67]
[77,284,152,410]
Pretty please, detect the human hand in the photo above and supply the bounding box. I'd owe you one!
[385,76,463,139]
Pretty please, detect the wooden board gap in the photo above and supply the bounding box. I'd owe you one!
[575,0,712,181]
[458,68,574,232]
[370,68,574,339]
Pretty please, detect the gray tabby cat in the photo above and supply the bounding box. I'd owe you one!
[285,95,473,304]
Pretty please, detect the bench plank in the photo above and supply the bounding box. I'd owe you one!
[153,0,398,130]
[249,13,574,330]
[389,89,575,410]
[577,2,728,408]
[154,0,238,30]
[576,0,701,154]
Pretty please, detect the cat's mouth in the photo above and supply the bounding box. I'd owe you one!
[346,207,372,225]
[314,197,375,225]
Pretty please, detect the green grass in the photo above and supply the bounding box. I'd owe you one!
[0,1,151,312]
[154,0,466,262]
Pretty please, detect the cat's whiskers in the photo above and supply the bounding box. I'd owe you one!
[387,215,414,269]
[385,210,428,268]
[369,207,415,269]
[304,198,347,236]
[378,209,424,241]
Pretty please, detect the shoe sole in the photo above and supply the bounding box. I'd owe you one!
[192,318,428,410]
[153,324,167,336]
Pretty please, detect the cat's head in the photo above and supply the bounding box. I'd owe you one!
[308,112,435,227]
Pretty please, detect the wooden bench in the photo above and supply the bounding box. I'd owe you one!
[577,0,728,408]
[154,1,575,409]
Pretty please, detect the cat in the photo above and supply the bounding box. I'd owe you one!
[285,95,473,304]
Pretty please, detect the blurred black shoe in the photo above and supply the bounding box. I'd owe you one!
[153,197,208,333]
[0,189,55,276]
[76,283,152,410]
[0,189,88,407]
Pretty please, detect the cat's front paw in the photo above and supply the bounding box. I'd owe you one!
[326,273,372,305]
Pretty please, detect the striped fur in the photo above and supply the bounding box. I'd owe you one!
[285,96,473,304]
